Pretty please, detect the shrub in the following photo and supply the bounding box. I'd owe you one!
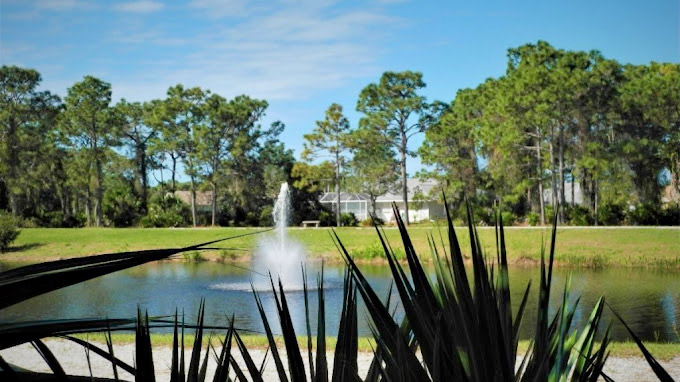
[140,194,189,227]
[659,204,680,226]
[181,251,204,262]
[567,205,593,226]
[527,211,540,226]
[500,211,516,226]
[0,211,20,252]
[318,210,335,226]
[258,205,273,226]
[103,183,142,227]
[340,212,358,227]
[598,202,626,225]
[218,249,238,262]
[359,216,385,227]
[545,207,556,224]
[626,202,661,225]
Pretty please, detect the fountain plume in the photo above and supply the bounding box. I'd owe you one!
[253,182,305,289]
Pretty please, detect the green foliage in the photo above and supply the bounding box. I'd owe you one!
[318,210,335,227]
[359,216,384,227]
[339,212,358,227]
[181,251,205,262]
[258,205,273,226]
[526,212,542,226]
[627,202,680,226]
[598,202,627,225]
[291,161,334,192]
[627,203,662,225]
[0,210,20,252]
[60,75,115,227]
[567,205,593,226]
[500,210,517,226]
[356,71,440,224]
[139,193,189,227]
[103,175,141,227]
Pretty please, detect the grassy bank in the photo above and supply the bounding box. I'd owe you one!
[70,333,680,360]
[2,226,679,267]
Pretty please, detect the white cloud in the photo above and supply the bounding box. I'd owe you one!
[111,1,400,102]
[114,1,164,13]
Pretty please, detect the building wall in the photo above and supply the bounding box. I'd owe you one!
[375,201,444,223]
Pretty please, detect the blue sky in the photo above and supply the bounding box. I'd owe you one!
[2,0,678,175]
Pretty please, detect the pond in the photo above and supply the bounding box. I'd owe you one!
[0,261,678,342]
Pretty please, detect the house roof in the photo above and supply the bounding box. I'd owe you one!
[319,179,440,203]
[173,190,214,206]
[319,192,371,203]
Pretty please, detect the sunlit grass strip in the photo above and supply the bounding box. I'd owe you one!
[6,227,680,268]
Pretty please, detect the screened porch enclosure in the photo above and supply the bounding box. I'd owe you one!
[319,192,371,221]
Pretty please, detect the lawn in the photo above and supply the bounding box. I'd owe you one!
[2,226,679,268]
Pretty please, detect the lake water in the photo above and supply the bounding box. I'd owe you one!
[0,261,678,342]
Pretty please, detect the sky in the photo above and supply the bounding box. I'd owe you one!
[1,0,679,176]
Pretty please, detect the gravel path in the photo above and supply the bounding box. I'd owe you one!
[2,340,678,381]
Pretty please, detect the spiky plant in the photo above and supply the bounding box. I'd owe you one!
[0,206,673,381]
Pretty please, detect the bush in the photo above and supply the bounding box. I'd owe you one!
[626,203,661,225]
[318,210,335,227]
[181,251,204,262]
[527,212,540,226]
[0,211,20,252]
[140,194,189,227]
[340,212,358,227]
[567,205,593,226]
[598,202,626,225]
[359,216,385,227]
[500,211,516,226]
[659,203,680,226]
[259,205,274,226]
[103,184,142,227]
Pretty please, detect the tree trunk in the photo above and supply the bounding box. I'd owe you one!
[549,132,558,224]
[400,138,409,226]
[190,176,197,228]
[571,163,576,208]
[370,195,377,217]
[94,156,103,227]
[85,188,92,227]
[559,128,566,212]
[211,181,217,227]
[335,154,341,228]
[6,118,19,217]
[527,187,532,216]
[170,154,178,192]
[139,146,148,213]
[594,179,599,226]
[536,127,545,225]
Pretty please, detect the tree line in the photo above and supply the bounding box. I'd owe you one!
[1,40,678,228]
[421,41,679,225]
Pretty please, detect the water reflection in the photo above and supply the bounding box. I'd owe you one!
[0,261,678,342]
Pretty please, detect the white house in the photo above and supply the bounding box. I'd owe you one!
[542,181,584,206]
[319,179,445,223]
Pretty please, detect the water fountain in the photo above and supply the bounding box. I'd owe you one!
[209,182,306,291]
[253,182,306,289]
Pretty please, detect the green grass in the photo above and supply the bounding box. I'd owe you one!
[68,333,680,360]
[2,226,679,268]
